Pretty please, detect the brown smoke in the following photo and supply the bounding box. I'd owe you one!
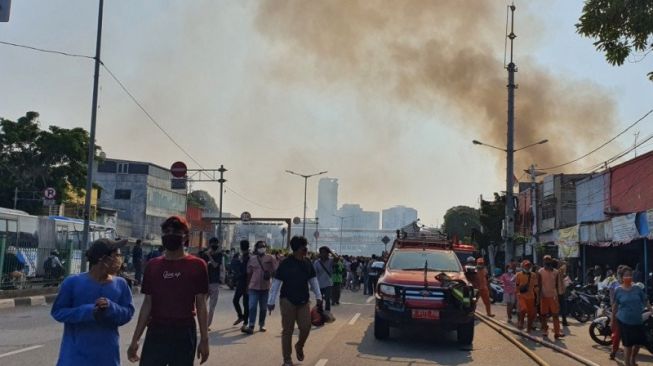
[254,0,616,173]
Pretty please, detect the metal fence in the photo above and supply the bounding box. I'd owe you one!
[0,238,82,290]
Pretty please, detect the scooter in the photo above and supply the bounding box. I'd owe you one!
[489,278,504,304]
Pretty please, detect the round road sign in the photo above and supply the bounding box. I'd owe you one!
[292,217,301,225]
[170,161,188,178]
[240,211,252,222]
[43,187,57,199]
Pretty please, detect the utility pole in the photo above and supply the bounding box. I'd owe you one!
[529,164,538,265]
[285,170,327,237]
[217,165,226,245]
[81,0,104,272]
[504,4,517,267]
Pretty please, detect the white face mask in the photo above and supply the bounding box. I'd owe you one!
[257,248,266,255]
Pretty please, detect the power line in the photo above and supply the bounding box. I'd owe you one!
[0,40,94,60]
[100,62,204,169]
[540,108,653,171]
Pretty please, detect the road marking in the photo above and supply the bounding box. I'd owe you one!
[366,296,374,303]
[0,345,44,359]
[315,359,328,366]
[348,312,361,325]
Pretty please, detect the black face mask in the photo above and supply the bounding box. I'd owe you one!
[162,234,184,251]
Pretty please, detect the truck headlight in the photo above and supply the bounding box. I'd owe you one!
[378,284,396,296]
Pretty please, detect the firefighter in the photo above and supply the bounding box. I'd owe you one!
[516,260,538,332]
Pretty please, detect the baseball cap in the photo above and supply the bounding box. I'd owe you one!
[161,215,190,233]
[86,238,127,263]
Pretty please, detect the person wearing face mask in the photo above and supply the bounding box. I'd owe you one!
[51,239,134,366]
[201,237,223,332]
[473,257,495,317]
[612,266,652,366]
[233,240,251,330]
[128,216,210,366]
[500,264,517,322]
[537,255,565,339]
[609,265,626,360]
[516,260,538,332]
[244,240,277,334]
[267,236,323,366]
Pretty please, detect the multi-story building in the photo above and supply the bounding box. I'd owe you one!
[316,178,339,228]
[537,173,589,243]
[94,158,186,242]
[382,205,418,230]
[337,204,379,230]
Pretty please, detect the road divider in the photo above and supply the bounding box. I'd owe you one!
[348,313,361,325]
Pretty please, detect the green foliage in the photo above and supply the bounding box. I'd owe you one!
[577,0,653,81]
[188,190,219,211]
[442,205,480,241]
[477,193,506,252]
[0,112,100,214]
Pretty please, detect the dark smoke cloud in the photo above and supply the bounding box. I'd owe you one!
[255,0,616,173]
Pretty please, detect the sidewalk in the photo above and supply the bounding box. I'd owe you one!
[489,301,653,365]
[0,283,142,309]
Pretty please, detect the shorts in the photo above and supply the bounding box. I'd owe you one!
[539,296,559,315]
[503,293,516,305]
[140,323,197,366]
[618,320,647,347]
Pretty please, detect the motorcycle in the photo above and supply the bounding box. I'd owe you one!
[489,278,504,304]
[589,299,612,346]
[567,284,602,323]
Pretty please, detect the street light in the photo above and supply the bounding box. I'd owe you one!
[333,214,352,253]
[472,139,548,153]
[285,170,328,237]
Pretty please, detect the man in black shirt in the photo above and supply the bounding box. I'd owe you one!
[132,240,143,285]
[201,238,223,331]
[233,240,250,330]
[268,236,322,366]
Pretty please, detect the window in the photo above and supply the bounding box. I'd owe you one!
[117,163,129,174]
[115,189,132,200]
[388,250,461,272]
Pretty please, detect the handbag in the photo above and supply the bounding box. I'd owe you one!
[256,255,272,281]
[519,272,532,294]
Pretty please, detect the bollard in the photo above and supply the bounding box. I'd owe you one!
[66,239,74,275]
[0,237,6,285]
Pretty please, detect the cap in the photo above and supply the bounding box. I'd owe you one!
[161,215,190,233]
[86,238,127,263]
[522,260,532,268]
[476,257,485,265]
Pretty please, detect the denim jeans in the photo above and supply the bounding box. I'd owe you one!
[248,289,269,328]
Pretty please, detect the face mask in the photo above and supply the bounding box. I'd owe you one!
[257,248,266,255]
[623,276,633,287]
[507,269,514,274]
[162,234,184,251]
[523,268,531,273]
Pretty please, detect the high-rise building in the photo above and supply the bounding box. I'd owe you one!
[382,205,418,230]
[338,204,380,230]
[316,178,338,228]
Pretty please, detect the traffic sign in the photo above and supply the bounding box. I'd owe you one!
[381,235,391,245]
[293,217,301,225]
[280,227,287,236]
[240,211,252,222]
[170,161,187,178]
[43,199,55,207]
[43,187,56,199]
[314,231,320,239]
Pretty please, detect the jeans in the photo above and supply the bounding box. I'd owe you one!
[207,283,220,327]
[320,286,332,311]
[134,264,143,284]
[140,323,196,366]
[233,285,249,325]
[280,298,311,364]
[248,289,269,328]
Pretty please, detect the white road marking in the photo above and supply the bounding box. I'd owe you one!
[315,359,328,366]
[0,345,44,359]
[348,312,361,325]
[366,296,374,303]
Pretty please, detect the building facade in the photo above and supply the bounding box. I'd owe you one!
[95,158,186,242]
[316,178,339,229]
[337,204,379,230]
[382,205,418,230]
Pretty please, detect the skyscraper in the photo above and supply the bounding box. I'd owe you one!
[316,178,338,228]
[382,205,418,230]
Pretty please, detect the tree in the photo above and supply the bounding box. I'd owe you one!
[442,205,480,241]
[187,190,219,212]
[577,0,653,81]
[0,112,100,214]
[477,193,506,253]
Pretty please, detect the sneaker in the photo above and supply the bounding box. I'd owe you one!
[259,326,267,332]
[233,317,244,326]
[295,344,304,362]
[243,326,254,335]
[609,352,616,360]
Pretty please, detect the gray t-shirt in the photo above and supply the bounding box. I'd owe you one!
[313,258,334,288]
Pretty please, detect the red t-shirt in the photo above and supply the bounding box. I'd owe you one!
[141,255,209,326]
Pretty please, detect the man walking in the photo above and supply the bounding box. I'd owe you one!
[516,260,538,332]
[51,239,135,366]
[473,258,495,317]
[538,255,565,339]
[331,256,344,305]
[244,240,277,334]
[233,240,251,330]
[268,236,323,366]
[132,239,143,285]
[127,216,210,365]
[314,246,336,312]
[202,237,223,331]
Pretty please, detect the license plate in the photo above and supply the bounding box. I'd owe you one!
[412,309,439,320]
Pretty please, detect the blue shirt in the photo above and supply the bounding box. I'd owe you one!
[614,286,647,325]
[51,273,135,366]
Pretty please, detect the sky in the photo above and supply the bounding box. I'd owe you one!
[1,0,651,228]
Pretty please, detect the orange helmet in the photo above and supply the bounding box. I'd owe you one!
[522,260,532,268]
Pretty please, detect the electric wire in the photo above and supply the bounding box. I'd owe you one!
[0,40,94,60]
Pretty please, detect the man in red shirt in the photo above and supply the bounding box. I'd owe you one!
[127,216,210,365]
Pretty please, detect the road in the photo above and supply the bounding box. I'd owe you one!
[1,288,651,366]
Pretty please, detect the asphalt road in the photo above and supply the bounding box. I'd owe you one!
[2,288,651,366]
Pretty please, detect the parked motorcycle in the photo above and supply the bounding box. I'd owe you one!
[489,278,504,304]
[567,284,602,323]
[589,300,612,346]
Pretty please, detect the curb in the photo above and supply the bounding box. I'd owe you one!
[0,294,58,309]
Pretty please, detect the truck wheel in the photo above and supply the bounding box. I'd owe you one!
[374,314,390,340]
[457,320,474,345]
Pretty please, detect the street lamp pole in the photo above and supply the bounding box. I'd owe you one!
[333,214,351,254]
[285,170,327,237]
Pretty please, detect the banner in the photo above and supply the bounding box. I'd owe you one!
[648,209,653,239]
[556,226,579,258]
[612,213,638,244]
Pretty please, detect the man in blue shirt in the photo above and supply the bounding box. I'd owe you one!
[51,239,135,366]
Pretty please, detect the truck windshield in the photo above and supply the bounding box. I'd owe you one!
[388,250,462,272]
